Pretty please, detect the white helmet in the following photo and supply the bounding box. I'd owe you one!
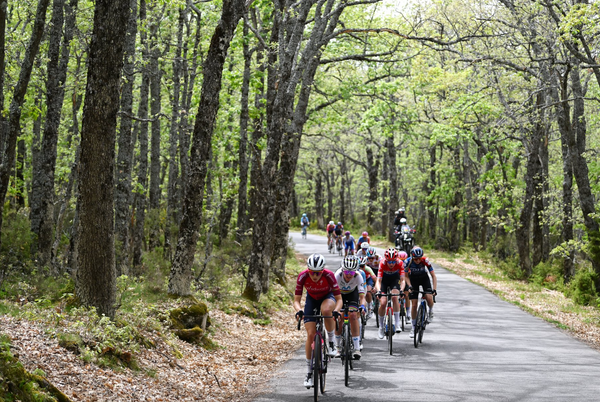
[329,221,334,225]
[400,218,407,224]
[342,256,359,271]
[361,242,369,250]
[307,254,326,271]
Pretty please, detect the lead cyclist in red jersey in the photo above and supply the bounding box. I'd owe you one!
[294,254,343,387]
[375,247,406,339]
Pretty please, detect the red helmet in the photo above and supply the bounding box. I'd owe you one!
[384,247,398,261]
[362,231,368,237]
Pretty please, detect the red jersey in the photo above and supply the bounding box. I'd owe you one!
[295,269,341,300]
[378,258,405,279]
[326,224,336,232]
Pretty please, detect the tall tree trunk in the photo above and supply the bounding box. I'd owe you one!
[168,0,245,296]
[427,144,437,240]
[31,0,73,268]
[339,158,346,224]
[75,0,130,319]
[15,139,25,208]
[236,18,252,241]
[148,15,162,212]
[0,0,49,252]
[114,0,138,276]
[366,146,378,229]
[380,153,388,237]
[0,0,7,156]
[449,140,462,251]
[315,167,324,230]
[132,0,151,271]
[554,67,575,283]
[570,61,600,285]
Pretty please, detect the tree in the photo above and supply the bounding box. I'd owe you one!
[75,0,130,319]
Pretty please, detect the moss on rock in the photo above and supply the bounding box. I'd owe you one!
[169,303,211,344]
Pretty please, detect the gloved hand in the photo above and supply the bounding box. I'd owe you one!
[295,310,304,320]
[376,291,382,299]
[332,311,341,319]
[433,289,437,296]
[359,305,365,313]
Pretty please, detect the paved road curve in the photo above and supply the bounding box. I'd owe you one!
[251,231,600,402]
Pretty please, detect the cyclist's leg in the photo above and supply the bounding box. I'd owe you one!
[320,295,337,350]
[304,322,316,359]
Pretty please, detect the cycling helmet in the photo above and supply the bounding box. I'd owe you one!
[366,247,377,257]
[358,256,368,266]
[398,251,408,260]
[411,247,424,258]
[307,253,326,271]
[329,221,334,225]
[395,210,401,215]
[384,247,398,261]
[302,213,307,217]
[362,231,368,237]
[361,242,369,250]
[399,207,405,212]
[344,231,350,235]
[342,256,359,271]
[400,218,407,224]
[337,222,342,225]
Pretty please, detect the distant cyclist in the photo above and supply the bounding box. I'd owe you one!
[326,220,336,246]
[300,213,310,235]
[358,256,377,319]
[294,254,342,387]
[356,231,371,249]
[343,231,356,256]
[404,246,437,338]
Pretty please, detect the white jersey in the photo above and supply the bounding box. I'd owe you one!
[334,268,366,295]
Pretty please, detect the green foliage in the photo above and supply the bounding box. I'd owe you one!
[531,260,564,291]
[567,268,598,306]
[1,209,34,268]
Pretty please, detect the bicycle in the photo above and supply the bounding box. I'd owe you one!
[336,236,343,256]
[328,235,334,253]
[372,288,380,328]
[297,314,337,401]
[339,303,355,387]
[413,290,436,348]
[378,288,404,355]
[359,307,367,351]
[301,224,308,239]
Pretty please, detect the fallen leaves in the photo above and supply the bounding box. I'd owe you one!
[0,307,303,401]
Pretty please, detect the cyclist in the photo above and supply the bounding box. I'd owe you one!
[404,246,437,338]
[300,213,310,234]
[343,231,356,256]
[333,256,366,360]
[334,222,344,249]
[358,256,377,319]
[326,221,336,247]
[365,246,381,315]
[356,242,370,257]
[398,250,411,322]
[356,231,371,249]
[294,254,342,387]
[375,247,406,339]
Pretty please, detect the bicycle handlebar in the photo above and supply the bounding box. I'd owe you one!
[297,315,339,331]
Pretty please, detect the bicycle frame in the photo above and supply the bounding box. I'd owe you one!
[379,288,403,355]
[412,290,435,348]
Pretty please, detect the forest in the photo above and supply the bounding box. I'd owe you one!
[0,0,599,399]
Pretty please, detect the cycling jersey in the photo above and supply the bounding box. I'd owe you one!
[344,235,355,248]
[334,268,365,295]
[295,269,341,300]
[404,256,433,277]
[378,258,405,279]
[334,224,343,235]
[326,224,335,233]
[360,265,377,282]
[356,249,367,257]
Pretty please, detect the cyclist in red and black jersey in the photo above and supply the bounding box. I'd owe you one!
[294,254,342,387]
[404,246,437,338]
[326,221,336,247]
[375,247,406,339]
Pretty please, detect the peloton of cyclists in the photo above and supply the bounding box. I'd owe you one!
[375,247,407,339]
[294,254,343,387]
[333,256,366,360]
[404,246,437,338]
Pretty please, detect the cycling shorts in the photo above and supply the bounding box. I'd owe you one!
[304,292,336,323]
[366,277,375,288]
[334,229,343,236]
[344,241,355,250]
[341,287,359,311]
[408,275,433,300]
[381,272,402,293]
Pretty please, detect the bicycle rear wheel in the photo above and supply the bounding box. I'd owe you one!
[313,335,320,401]
[374,297,380,328]
[400,301,406,332]
[320,352,327,394]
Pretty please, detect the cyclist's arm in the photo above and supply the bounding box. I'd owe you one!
[430,270,437,291]
[399,273,406,292]
[334,294,343,312]
[293,294,302,313]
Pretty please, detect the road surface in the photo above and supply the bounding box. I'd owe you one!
[251,231,600,402]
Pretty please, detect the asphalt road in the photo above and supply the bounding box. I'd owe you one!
[250,231,600,402]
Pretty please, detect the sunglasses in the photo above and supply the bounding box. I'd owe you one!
[343,270,355,276]
[308,271,322,276]
[387,260,397,264]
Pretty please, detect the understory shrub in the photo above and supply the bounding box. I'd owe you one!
[567,267,598,306]
[531,260,564,290]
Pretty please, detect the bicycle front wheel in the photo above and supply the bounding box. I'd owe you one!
[343,325,350,386]
[313,335,320,401]
[387,308,393,355]
[400,302,406,332]
[419,303,426,344]
[414,304,423,348]
[374,298,380,328]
